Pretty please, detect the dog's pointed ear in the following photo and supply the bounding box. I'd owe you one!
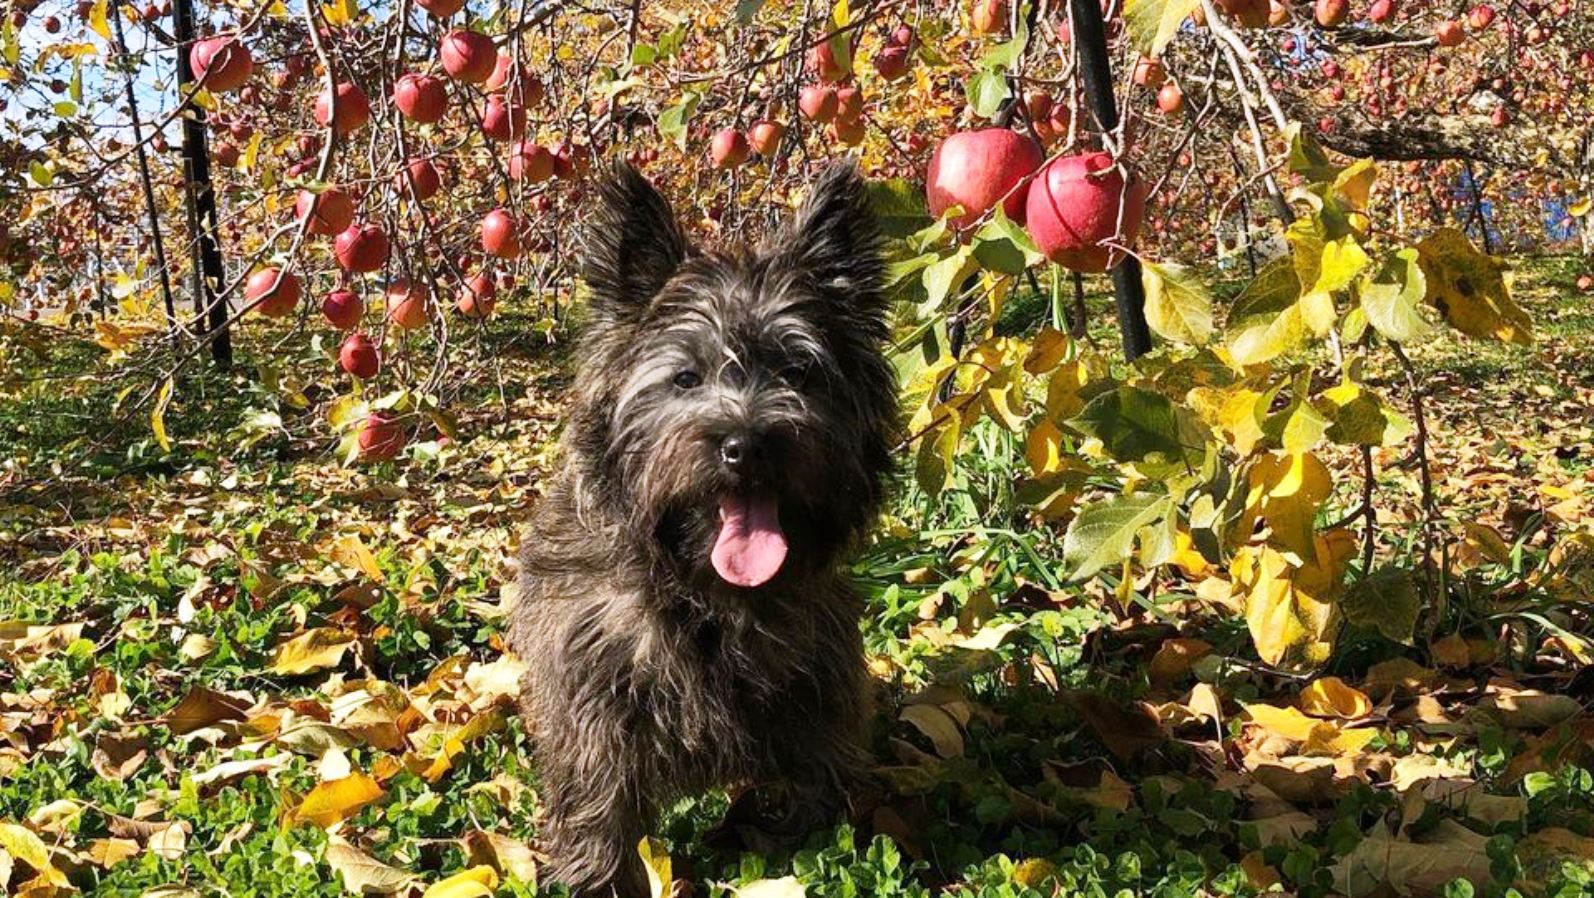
[582,162,688,326]
[777,159,887,324]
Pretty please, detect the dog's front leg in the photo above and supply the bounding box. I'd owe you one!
[536,739,650,898]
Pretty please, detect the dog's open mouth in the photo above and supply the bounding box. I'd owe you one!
[711,493,788,587]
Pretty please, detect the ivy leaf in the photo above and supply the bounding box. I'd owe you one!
[1063,493,1172,581]
[1122,0,1199,57]
[1141,261,1213,345]
[1415,228,1533,344]
[1360,247,1432,342]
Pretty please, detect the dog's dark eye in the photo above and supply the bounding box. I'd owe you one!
[672,370,702,390]
[776,365,807,388]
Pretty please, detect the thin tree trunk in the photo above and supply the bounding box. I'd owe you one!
[111,0,178,338]
[172,0,232,366]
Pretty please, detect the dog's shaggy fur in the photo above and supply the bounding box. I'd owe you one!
[507,160,896,897]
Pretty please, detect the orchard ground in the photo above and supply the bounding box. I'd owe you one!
[0,254,1592,897]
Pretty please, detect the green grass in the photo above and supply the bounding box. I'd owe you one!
[1,256,1592,897]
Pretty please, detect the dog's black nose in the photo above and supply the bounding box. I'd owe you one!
[720,434,756,468]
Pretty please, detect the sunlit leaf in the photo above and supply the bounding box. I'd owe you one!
[1063,492,1172,581]
[1416,228,1533,344]
[1141,261,1213,346]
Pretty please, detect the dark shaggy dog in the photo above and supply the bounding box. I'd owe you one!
[507,159,897,897]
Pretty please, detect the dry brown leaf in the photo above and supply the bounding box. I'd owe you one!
[324,835,416,895]
[462,830,538,885]
[899,704,964,759]
[1332,819,1491,897]
[165,686,253,736]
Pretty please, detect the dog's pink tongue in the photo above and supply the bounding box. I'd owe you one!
[711,494,788,587]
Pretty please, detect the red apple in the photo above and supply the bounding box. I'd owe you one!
[874,45,910,80]
[339,333,380,378]
[314,82,371,135]
[481,209,520,259]
[1132,56,1166,87]
[213,142,239,167]
[357,413,405,461]
[748,120,785,155]
[1314,0,1348,26]
[456,273,497,318]
[1024,151,1147,272]
[485,55,545,105]
[1467,4,1494,29]
[334,223,390,273]
[799,84,838,122]
[397,157,442,200]
[295,188,355,235]
[972,0,1006,34]
[834,85,864,124]
[710,129,749,168]
[322,288,364,329]
[386,282,429,330]
[481,95,527,142]
[1576,274,1593,292]
[440,30,496,83]
[190,36,253,93]
[925,128,1044,229]
[393,72,448,123]
[1367,0,1395,20]
[416,0,463,17]
[508,142,554,182]
[1435,20,1465,45]
[246,267,301,317]
[806,41,850,81]
[1156,82,1184,114]
[551,140,589,178]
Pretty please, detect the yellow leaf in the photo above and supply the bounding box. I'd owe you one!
[1243,703,1323,741]
[1237,452,1333,561]
[1415,228,1532,345]
[736,876,807,898]
[1044,358,1090,423]
[328,535,384,581]
[288,772,384,829]
[1300,677,1372,719]
[899,704,964,758]
[320,0,361,26]
[0,822,65,884]
[1024,419,1065,475]
[638,837,671,898]
[1022,327,1071,374]
[422,866,498,898]
[151,376,174,451]
[88,0,111,39]
[269,628,358,675]
[1232,540,1344,667]
[419,711,504,782]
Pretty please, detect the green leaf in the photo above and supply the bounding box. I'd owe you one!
[1226,257,1305,367]
[915,417,961,496]
[656,23,688,58]
[978,19,1029,68]
[1070,385,1207,475]
[1141,261,1213,345]
[629,43,658,67]
[1123,0,1199,56]
[1064,493,1172,581]
[965,68,1009,119]
[54,100,78,117]
[865,178,932,239]
[1283,122,1342,183]
[1359,248,1432,343]
[920,245,977,317]
[656,90,701,148]
[971,207,1044,274]
[29,160,54,187]
[1340,567,1420,644]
